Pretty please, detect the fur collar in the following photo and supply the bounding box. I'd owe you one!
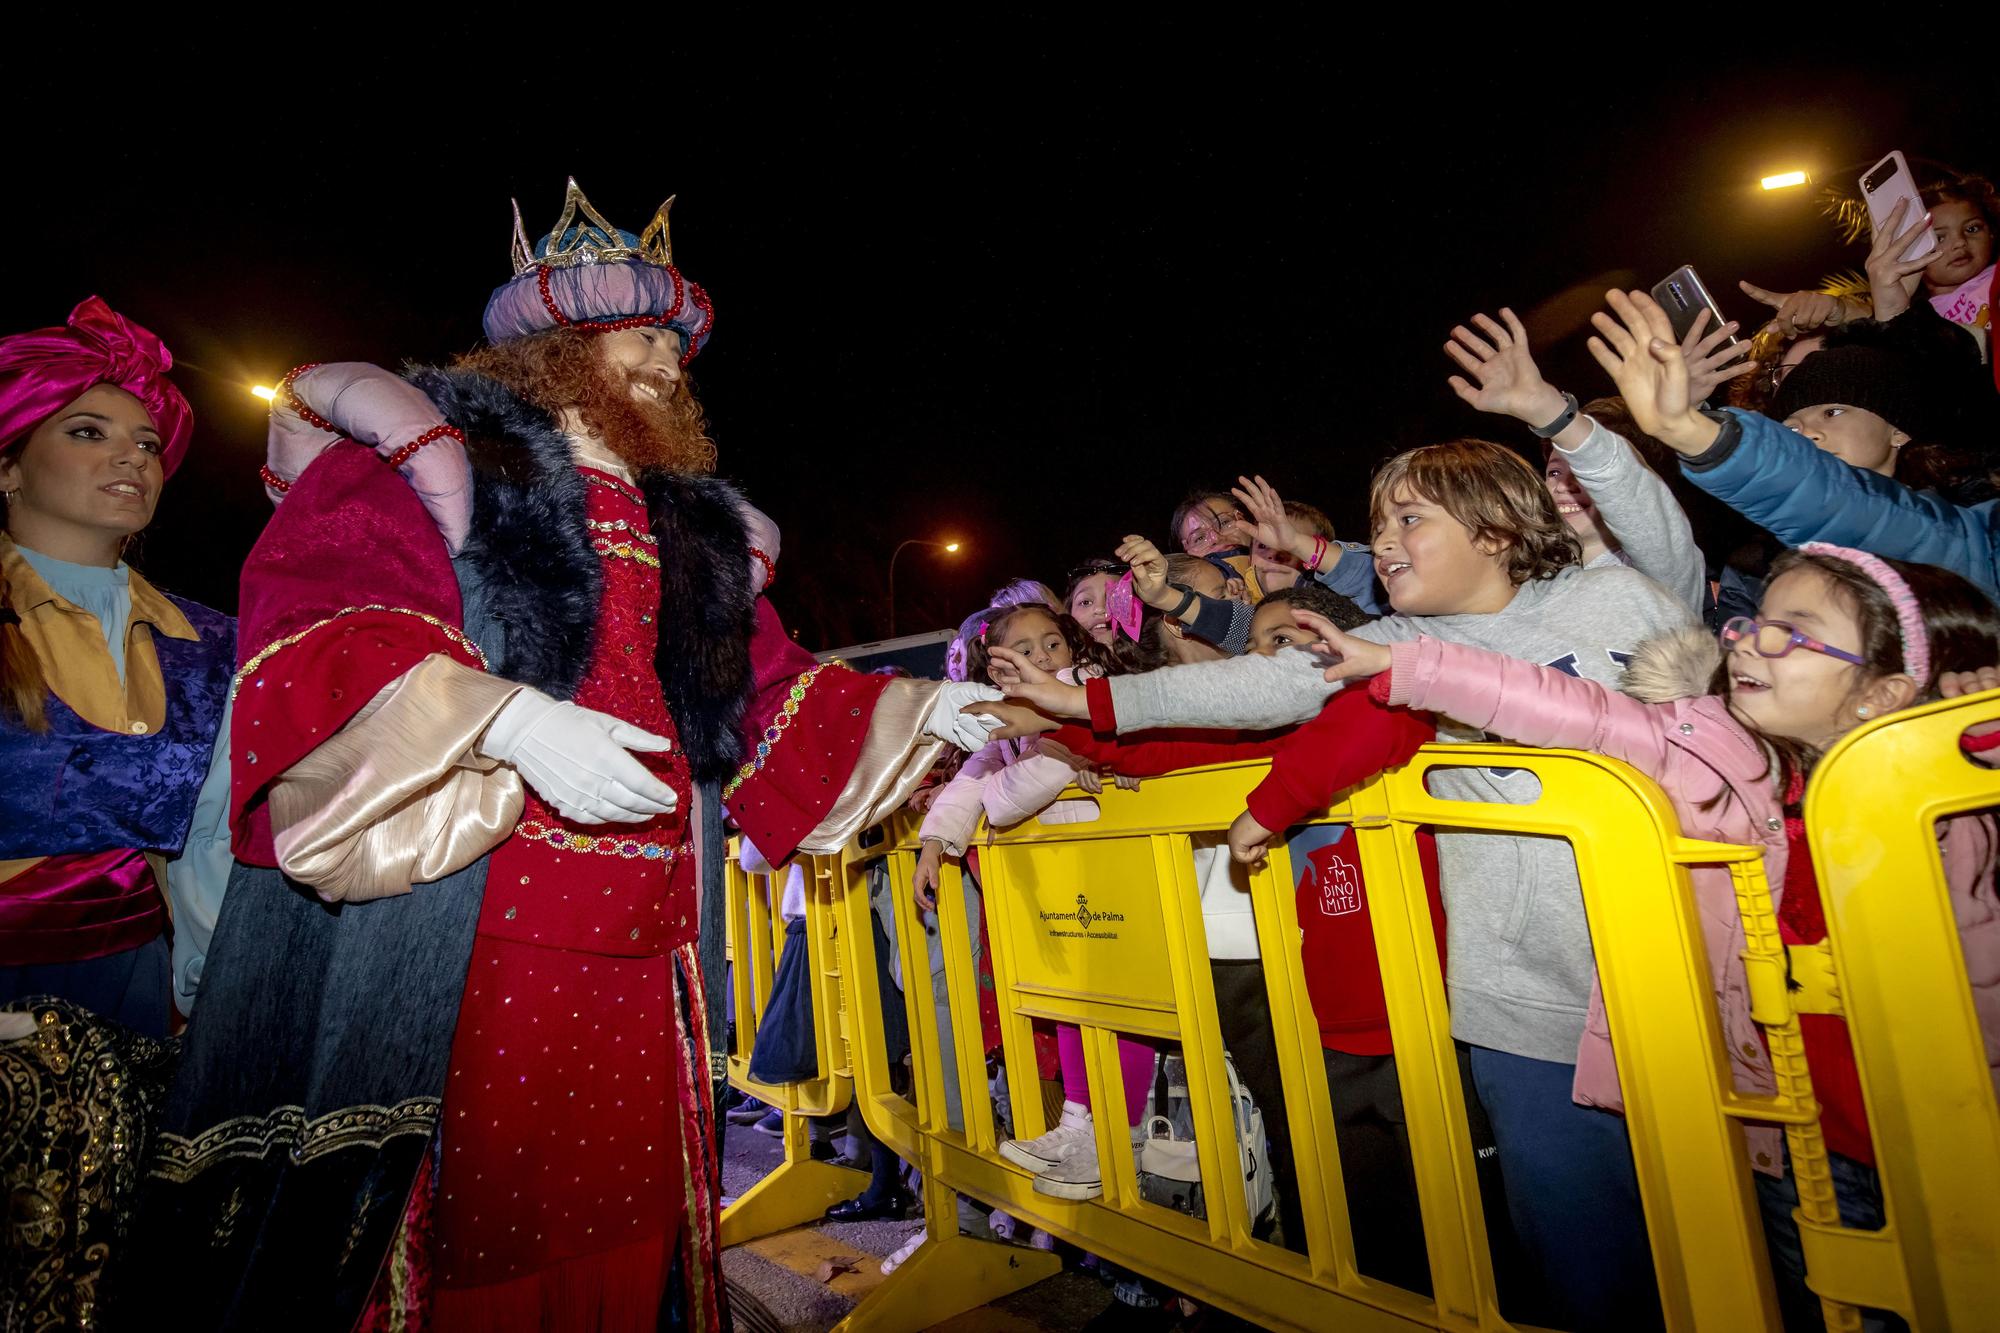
[1618,625,1722,705]
[408,366,756,783]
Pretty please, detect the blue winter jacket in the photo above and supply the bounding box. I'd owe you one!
[1681,408,2000,600]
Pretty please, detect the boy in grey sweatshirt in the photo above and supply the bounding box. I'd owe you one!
[1108,556,1693,1063]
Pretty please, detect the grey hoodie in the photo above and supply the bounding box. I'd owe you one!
[1558,416,1708,616]
[1108,562,1697,1063]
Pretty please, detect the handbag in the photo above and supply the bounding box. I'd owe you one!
[1136,1050,1274,1223]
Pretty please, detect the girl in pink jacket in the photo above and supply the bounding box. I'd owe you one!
[1309,544,2000,1332]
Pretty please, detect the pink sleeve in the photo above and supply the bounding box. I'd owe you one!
[920,745,1003,854]
[980,742,1084,828]
[1388,638,1678,782]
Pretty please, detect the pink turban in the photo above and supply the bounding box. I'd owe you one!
[0,297,194,477]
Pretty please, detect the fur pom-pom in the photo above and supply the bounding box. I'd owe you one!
[1619,625,1722,705]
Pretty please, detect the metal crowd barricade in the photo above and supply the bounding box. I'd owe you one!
[1781,691,2000,1328]
[713,710,2000,1330]
[824,748,1786,1332]
[718,844,868,1246]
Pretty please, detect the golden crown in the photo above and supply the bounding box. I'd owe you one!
[509,178,676,275]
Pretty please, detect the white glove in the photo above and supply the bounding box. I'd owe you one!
[479,689,678,825]
[923,680,1007,752]
[740,500,781,595]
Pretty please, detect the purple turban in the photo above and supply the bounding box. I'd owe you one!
[0,297,194,476]
[482,259,714,359]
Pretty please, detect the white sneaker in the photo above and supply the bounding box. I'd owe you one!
[998,1100,1093,1174]
[1032,1137,1102,1200]
[880,1230,926,1276]
[987,1208,1019,1242]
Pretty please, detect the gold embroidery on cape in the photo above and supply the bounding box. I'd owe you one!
[150,1097,441,1184]
[232,606,489,701]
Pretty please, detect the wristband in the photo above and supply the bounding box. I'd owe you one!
[1529,390,1580,440]
[1163,583,1197,619]
[1305,534,1328,573]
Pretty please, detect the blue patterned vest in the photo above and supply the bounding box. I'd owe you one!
[0,596,234,859]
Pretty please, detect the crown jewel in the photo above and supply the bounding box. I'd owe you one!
[509,178,676,275]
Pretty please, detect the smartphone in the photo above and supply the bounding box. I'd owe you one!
[1650,265,1739,347]
[1861,151,1939,264]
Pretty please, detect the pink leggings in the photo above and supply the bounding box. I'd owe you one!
[1056,1024,1155,1126]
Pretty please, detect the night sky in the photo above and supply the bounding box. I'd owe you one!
[8,34,1986,649]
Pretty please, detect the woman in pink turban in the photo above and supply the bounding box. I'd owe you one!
[0,297,236,1330]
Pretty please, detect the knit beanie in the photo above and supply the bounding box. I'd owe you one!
[1770,344,1941,441]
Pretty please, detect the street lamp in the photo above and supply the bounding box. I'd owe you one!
[1760,170,1810,191]
[250,384,277,401]
[887,538,963,636]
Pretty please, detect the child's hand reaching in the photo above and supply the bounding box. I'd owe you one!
[1289,610,1392,684]
[962,700,1061,740]
[1863,196,1937,323]
[1586,290,1722,457]
[1228,808,1277,867]
[1679,309,1758,405]
[1115,534,1173,606]
[1225,475,1310,561]
[983,646,1090,720]
[1444,308,1573,429]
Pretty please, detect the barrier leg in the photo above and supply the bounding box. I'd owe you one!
[833,1165,1062,1333]
[720,1109,870,1247]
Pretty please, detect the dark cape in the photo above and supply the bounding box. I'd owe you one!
[107,371,755,1331]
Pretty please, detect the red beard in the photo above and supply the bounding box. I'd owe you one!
[581,366,717,475]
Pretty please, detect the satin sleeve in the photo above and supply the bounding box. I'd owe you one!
[268,653,526,903]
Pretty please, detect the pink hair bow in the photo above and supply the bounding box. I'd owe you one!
[1106,569,1143,642]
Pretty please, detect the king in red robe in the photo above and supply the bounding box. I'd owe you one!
[114,182,998,1332]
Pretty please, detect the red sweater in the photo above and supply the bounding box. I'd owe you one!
[1066,676,1442,1054]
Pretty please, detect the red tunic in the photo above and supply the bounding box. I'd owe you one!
[433,470,695,1326]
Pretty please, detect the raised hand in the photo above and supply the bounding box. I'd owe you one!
[1225,475,1308,559]
[1738,281,1855,337]
[1444,308,1570,426]
[1227,808,1277,867]
[1679,309,1758,405]
[1939,665,2000,746]
[984,646,1090,719]
[1115,534,1172,605]
[1863,196,1936,322]
[1586,290,1720,456]
[1289,610,1392,684]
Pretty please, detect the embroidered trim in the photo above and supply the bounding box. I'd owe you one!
[150,1098,440,1184]
[591,538,662,568]
[232,605,488,701]
[515,818,688,862]
[582,472,646,503]
[585,517,658,545]
[721,664,826,802]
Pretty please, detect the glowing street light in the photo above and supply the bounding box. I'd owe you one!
[1761,171,1810,191]
[887,538,964,636]
[250,384,277,401]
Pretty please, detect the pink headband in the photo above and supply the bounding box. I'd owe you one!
[1800,542,1930,684]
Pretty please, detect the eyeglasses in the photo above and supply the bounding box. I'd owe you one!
[1188,507,1246,538]
[1719,617,1867,667]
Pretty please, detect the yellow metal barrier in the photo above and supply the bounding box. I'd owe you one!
[718,846,867,1246]
[714,711,2000,1330]
[1788,691,2000,1328]
[824,748,1786,1331]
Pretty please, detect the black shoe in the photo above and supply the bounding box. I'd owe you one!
[824,1192,909,1223]
[809,1139,839,1163]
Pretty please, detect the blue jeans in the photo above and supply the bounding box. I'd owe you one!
[1468,1045,1663,1333]
[1755,1145,1906,1333]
